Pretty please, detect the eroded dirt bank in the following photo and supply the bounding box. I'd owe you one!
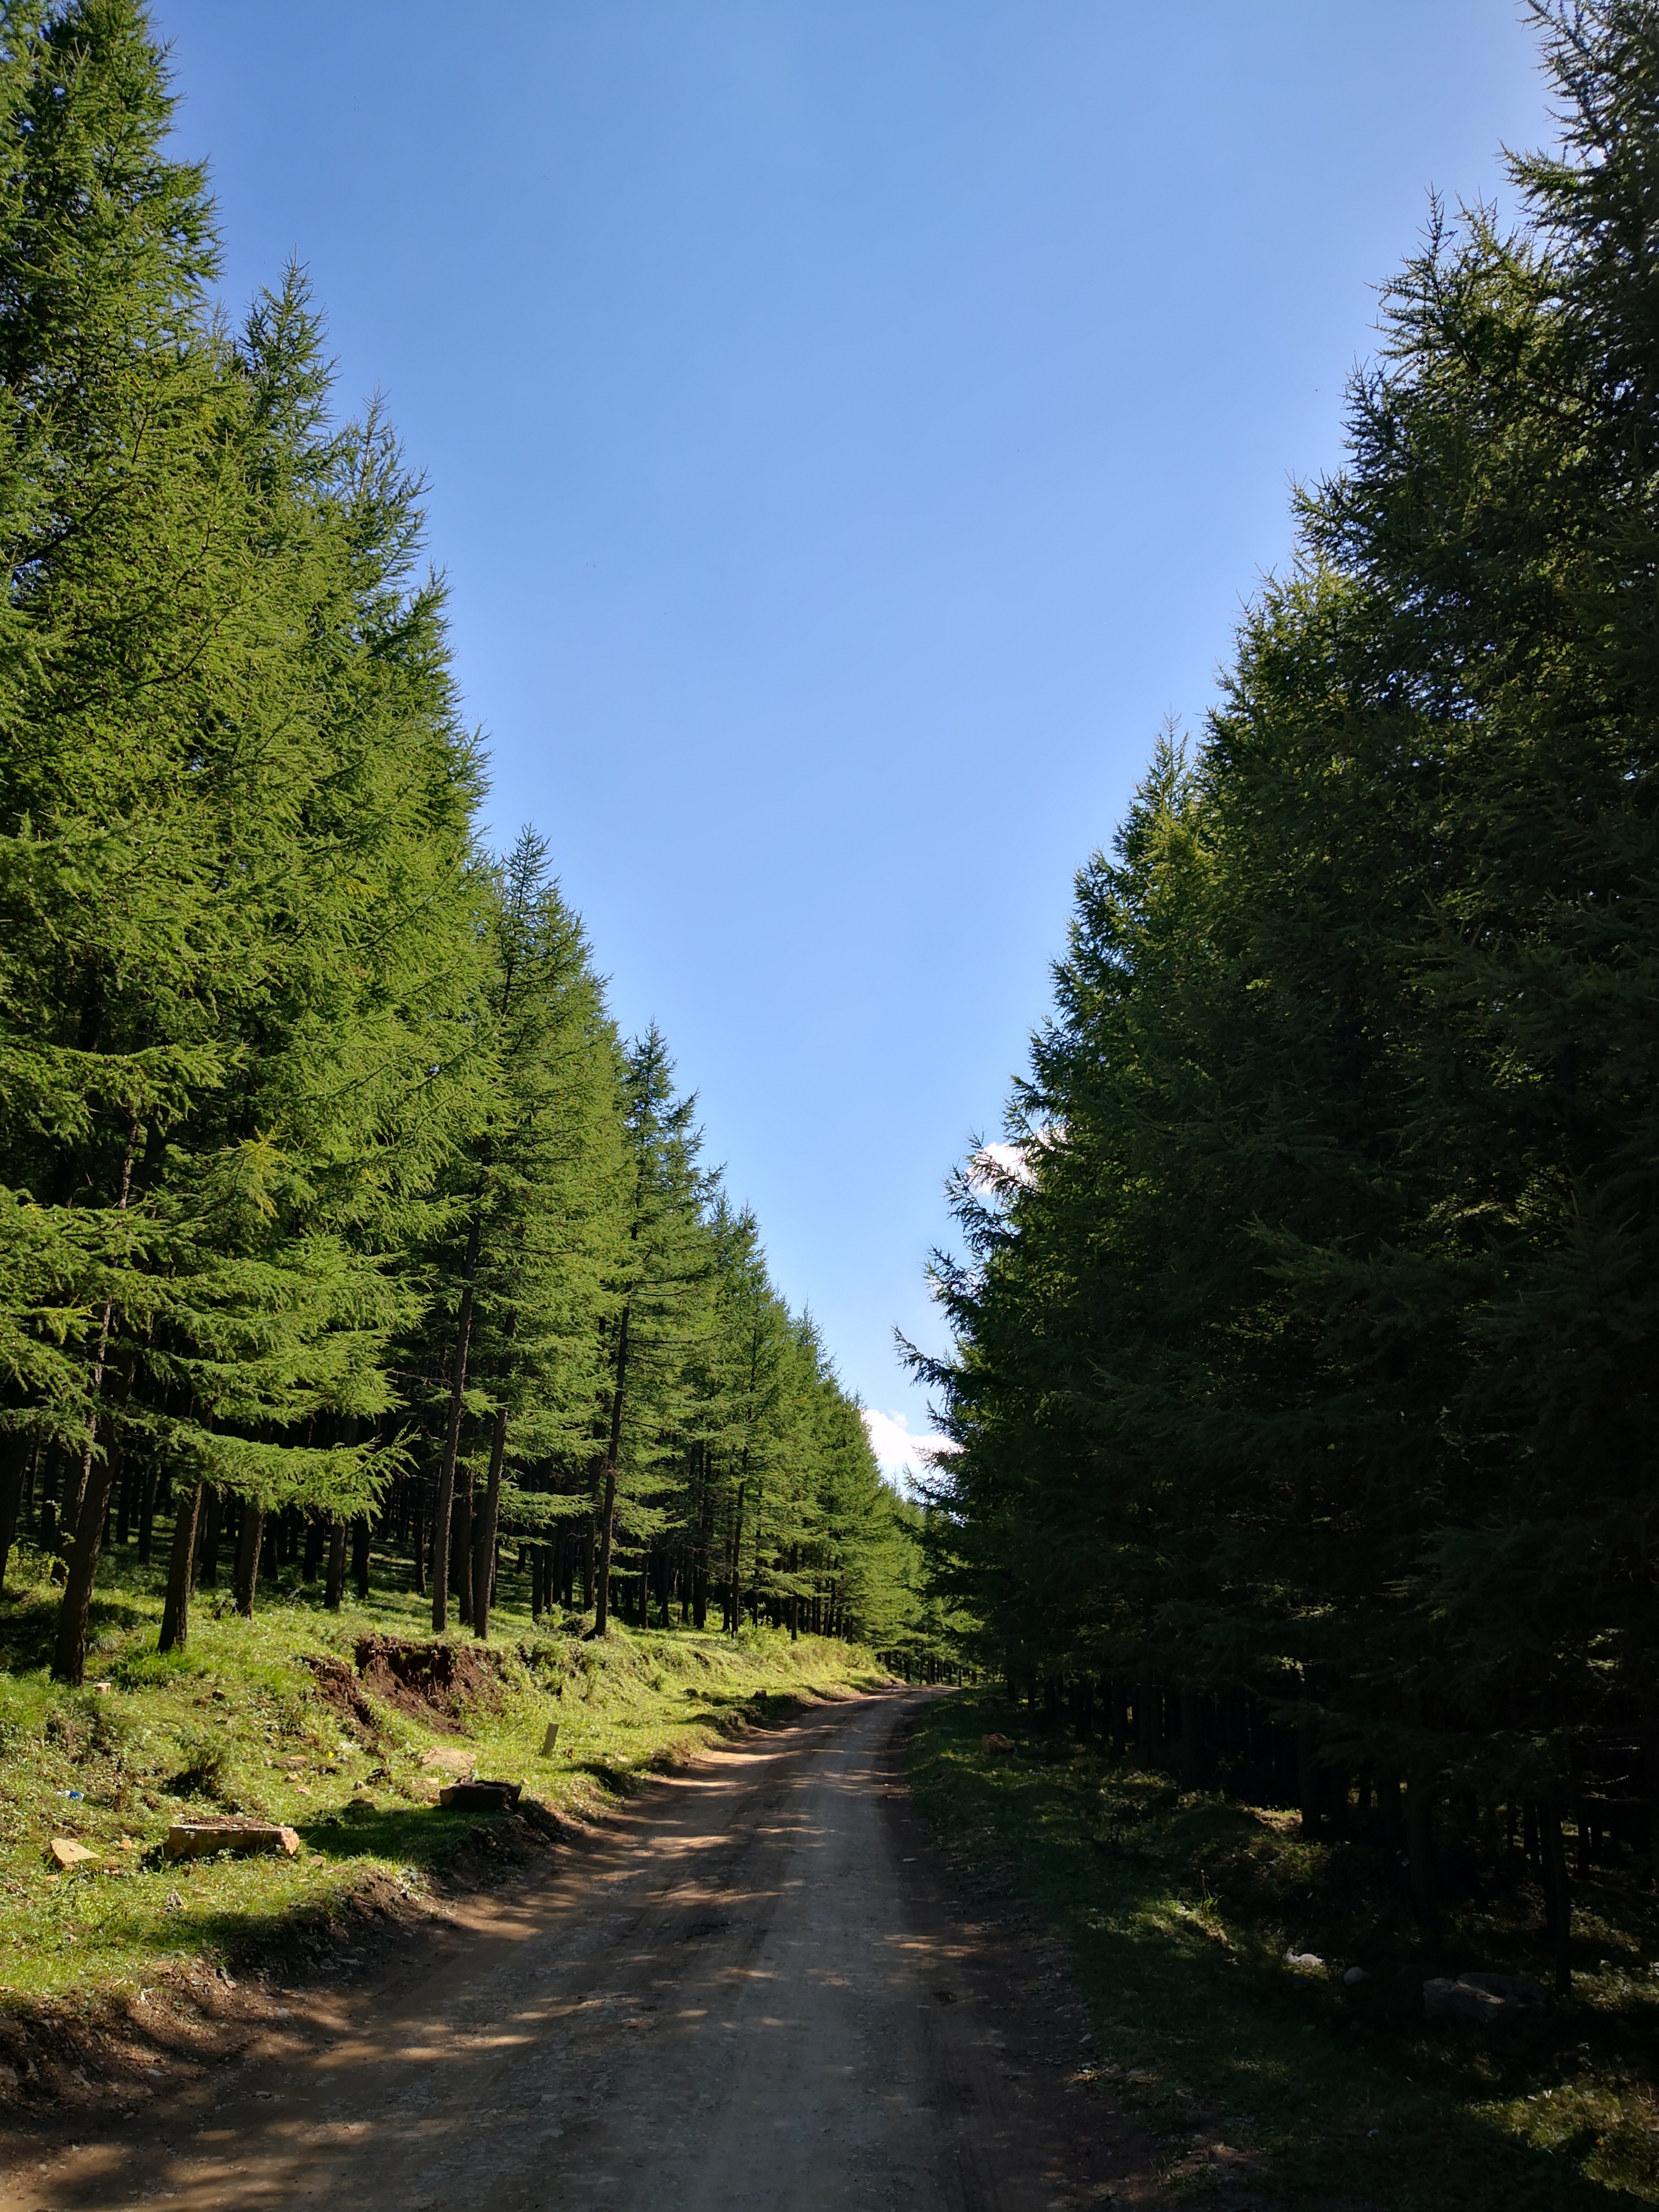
[0,1689,1161,2211]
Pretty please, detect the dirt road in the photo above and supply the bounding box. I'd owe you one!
[2,1689,1155,2210]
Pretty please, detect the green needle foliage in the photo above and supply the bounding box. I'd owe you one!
[0,1,923,1685]
[918,0,1659,1990]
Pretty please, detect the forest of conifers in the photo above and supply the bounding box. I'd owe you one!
[0,1,930,1686]
[918,0,1659,1985]
[12,0,1659,2012]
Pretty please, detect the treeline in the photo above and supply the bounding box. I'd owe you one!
[0,1,914,1679]
[918,0,1659,1987]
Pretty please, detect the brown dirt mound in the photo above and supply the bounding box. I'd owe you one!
[351,1636,509,1733]
[299,1654,385,1737]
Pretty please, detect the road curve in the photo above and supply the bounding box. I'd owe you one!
[3,1689,1149,2211]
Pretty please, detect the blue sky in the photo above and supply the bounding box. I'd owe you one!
[153,1,1552,1478]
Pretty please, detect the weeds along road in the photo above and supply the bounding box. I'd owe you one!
[3,1689,1149,2211]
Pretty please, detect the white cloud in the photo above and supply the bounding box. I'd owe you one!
[971,1140,1035,1190]
[862,1407,961,1492]
[968,1126,1060,1199]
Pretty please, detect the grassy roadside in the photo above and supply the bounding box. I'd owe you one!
[0,1535,884,2022]
[907,1690,1659,2209]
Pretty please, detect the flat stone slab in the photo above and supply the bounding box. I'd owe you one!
[49,1838,96,1870]
[438,1779,522,1811]
[164,1818,300,1861]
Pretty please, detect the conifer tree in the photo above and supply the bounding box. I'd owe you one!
[920,0,1659,1987]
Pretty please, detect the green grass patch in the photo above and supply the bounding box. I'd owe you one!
[908,1690,1659,2208]
[0,1531,882,2015]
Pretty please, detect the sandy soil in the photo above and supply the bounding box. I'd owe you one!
[0,1688,1163,2210]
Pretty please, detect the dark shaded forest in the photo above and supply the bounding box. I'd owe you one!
[918,0,1659,1992]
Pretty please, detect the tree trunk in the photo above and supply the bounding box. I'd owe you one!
[303,1514,324,1583]
[0,1428,27,1597]
[594,1303,632,1637]
[454,1479,473,1623]
[159,1481,205,1653]
[1296,1721,1321,1835]
[1542,1787,1573,1995]
[594,1466,618,1635]
[472,1403,509,1643]
[234,1504,264,1618]
[56,1124,138,1588]
[197,1485,224,1587]
[1379,1772,1404,1856]
[411,1488,426,1598]
[352,1516,371,1599]
[52,1419,123,1684]
[137,1457,158,1565]
[1180,1689,1205,1790]
[430,1214,482,1634]
[324,1520,346,1611]
[1405,1773,1440,1939]
[1136,1680,1161,1760]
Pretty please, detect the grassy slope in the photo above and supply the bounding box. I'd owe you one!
[908,1690,1659,2210]
[0,1532,883,2014]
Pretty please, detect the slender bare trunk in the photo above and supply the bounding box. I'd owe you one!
[595,1303,631,1635]
[53,1337,141,1685]
[234,1504,264,1618]
[1542,1786,1573,1995]
[52,1417,124,1684]
[1405,1773,1440,1940]
[594,1466,618,1633]
[431,1214,482,1634]
[455,1477,473,1623]
[0,1425,27,1597]
[324,1520,346,1611]
[472,1402,509,1642]
[137,1457,157,1564]
[749,1473,765,1628]
[1180,1689,1205,1789]
[1296,1720,1320,1835]
[57,1125,139,1576]
[159,1481,204,1653]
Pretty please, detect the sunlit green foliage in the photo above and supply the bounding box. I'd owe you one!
[0,0,908,1681]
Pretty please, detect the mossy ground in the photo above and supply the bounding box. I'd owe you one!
[908,1690,1659,2209]
[0,1530,882,2017]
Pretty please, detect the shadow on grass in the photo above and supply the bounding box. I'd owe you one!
[293,1802,496,1864]
[569,1758,641,1794]
[908,1690,1652,2212]
[0,1588,157,1675]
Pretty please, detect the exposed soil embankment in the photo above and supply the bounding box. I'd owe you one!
[299,1637,511,1738]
